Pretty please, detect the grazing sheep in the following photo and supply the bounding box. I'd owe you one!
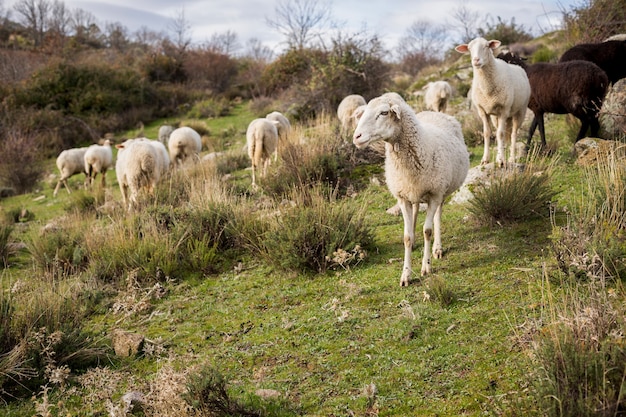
[168,126,202,167]
[266,111,291,160]
[353,92,469,286]
[158,125,174,145]
[53,146,89,197]
[498,52,609,146]
[246,118,280,188]
[337,94,367,136]
[455,37,531,166]
[84,139,113,189]
[559,40,626,84]
[115,138,169,211]
[423,81,453,112]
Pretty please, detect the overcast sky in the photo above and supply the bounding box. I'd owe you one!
[5,0,579,54]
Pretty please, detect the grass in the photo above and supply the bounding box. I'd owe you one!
[1,99,626,416]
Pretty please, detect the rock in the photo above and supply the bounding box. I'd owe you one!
[111,329,144,357]
[574,137,624,166]
[600,79,626,137]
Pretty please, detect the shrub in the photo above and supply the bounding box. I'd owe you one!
[245,186,373,274]
[28,223,89,278]
[0,223,14,268]
[469,155,559,225]
[529,276,626,416]
[0,131,46,193]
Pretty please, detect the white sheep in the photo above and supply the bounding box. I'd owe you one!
[168,126,202,167]
[158,125,174,145]
[266,111,291,160]
[337,94,367,136]
[84,139,113,189]
[53,146,89,197]
[246,118,280,188]
[353,92,469,286]
[115,138,170,211]
[455,37,530,166]
[423,81,453,113]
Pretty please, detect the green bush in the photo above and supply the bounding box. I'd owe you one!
[469,166,558,225]
[247,186,373,273]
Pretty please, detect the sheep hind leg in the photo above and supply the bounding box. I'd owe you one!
[398,199,416,287]
[432,202,443,259]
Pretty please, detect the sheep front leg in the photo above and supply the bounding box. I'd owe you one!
[421,199,441,275]
[432,202,443,259]
[496,117,508,167]
[477,110,492,165]
[398,199,416,287]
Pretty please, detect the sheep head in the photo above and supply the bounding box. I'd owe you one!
[352,96,402,149]
[455,37,501,69]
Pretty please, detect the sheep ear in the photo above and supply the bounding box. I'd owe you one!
[352,106,365,121]
[390,104,401,120]
[488,40,501,50]
[454,44,469,53]
[115,144,125,149]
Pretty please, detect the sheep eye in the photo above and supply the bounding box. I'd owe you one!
[379,111,389,117]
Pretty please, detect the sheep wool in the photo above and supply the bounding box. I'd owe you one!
[266,111,291,160]
[455,37,531,166]
[423,81,453,113]
[498,52,609,146]
[168,126,202,167]
[559,40,626,85]
[246,118,279,188]
[115,138,169,211]
[337,94,367,136]
[353,92,469,286]
[53,147,89,197]
[84,139,114,189]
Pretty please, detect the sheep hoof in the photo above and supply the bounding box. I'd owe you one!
[433,248,443,259]
[400,269,411,286]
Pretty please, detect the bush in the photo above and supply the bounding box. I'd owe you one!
[469,161,558,225]
[0,131,46,193]
[245,186,373,274]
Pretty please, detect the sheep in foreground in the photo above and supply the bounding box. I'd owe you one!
[246,118,279,188]
[158,125,174,145]
[115,138,170,211]
[266,111,291,160]
[353,92,469,286]
[337,94,367,136]
[168,126,202,167]
[559,40,626,84]
[53,146,89,196]
[498,52,609,146]
[423,81,453,112]
[84,139,113,189]
[455,37,531,166]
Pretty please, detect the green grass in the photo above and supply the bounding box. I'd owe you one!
[1,100,624,416]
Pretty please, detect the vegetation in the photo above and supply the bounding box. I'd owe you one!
[0,0,626,415]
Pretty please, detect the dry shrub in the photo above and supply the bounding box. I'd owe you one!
[0,131,46,193]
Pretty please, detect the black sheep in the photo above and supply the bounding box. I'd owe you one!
[559,40,626,84]
[498,52,609,146]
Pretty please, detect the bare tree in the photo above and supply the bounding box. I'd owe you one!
[244,37,274,62]
[266,0,332,50]
[105,21,128,50]
[205,30,240,55]
[133,26,164,50]
[13,0,51,46]
[397,19,449,60]
[47,0,70,39]
[168,7,192,53]
[450,0,482,43]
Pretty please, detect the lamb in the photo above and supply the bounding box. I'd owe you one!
[455,37,531,166]
[559,40,626,84]
[53,146,89,197]
[167,126,202,167]
[498,52,609,146]
[246,118,280,188]
[423,81,453,113]
[84,139,114,189]
[266,111,291,160]
[115,138,170,211]
[353,92,469,286]
[337,94,367,136]
[158,125,174,145]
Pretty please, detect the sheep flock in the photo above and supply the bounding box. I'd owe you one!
[47,35,625,284]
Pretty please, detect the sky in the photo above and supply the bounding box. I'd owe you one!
[5,0,580,54]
